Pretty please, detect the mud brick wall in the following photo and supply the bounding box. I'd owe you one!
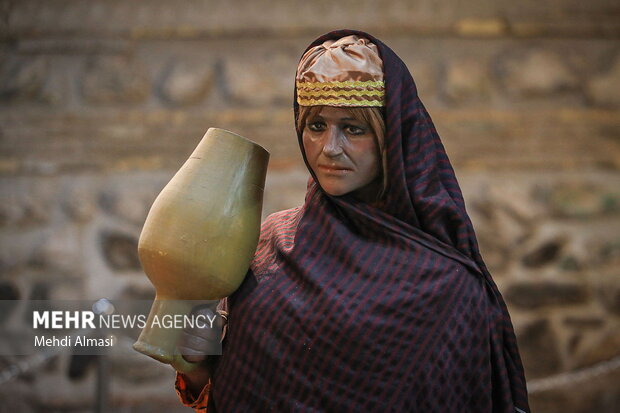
[1,1,619,412]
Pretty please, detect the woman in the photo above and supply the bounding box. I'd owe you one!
[175,30,530,412]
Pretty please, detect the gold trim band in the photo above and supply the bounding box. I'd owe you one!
[296,80,385,107]
[297,97,384,107]
[300,89,384,98]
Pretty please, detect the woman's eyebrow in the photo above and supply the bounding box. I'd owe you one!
[339,117,362,122]
[311,115,363,123]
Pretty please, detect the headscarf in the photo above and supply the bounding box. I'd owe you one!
[209,29,530,413]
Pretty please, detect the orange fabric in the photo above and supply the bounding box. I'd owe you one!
[175,372,211,412]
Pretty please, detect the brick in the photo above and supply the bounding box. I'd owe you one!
[158,59,215,106]
[81,55,150,104]
[586,55,620,107]
[505,281,589,309]
[517,318,562,378]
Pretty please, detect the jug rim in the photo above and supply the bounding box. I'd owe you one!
[206,127,270,156]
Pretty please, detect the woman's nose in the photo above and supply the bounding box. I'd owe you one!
[322,127,344,157]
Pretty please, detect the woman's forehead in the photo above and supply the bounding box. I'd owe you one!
[315,106,367,122]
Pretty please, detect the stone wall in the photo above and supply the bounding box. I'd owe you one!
[1,1,619,412]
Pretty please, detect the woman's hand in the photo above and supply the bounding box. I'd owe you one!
[177,303,224,364]
[176,303,225,396]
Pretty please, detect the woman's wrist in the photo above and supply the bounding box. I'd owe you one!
[179,365,211,398]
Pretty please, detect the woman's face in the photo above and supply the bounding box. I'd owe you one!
[302,106,381,201]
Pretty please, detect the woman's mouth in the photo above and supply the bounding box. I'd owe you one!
[318,164,352,175]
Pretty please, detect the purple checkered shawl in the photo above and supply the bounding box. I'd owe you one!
[208,30,530,413]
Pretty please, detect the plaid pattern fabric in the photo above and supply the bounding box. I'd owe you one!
[205,30,530,412]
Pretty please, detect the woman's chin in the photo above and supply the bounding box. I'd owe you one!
[318,181,352,197]
[323,187,348,197]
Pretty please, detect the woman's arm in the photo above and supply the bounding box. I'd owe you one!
[175,367,212,409]
[175,301,226,407]
[177,360,212,398]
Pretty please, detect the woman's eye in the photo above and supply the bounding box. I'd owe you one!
[307,122,325,132]
[345,125,365,135]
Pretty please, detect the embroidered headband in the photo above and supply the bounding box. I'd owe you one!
[296,35,385,107]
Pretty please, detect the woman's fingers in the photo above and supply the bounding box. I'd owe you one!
[184,312,222,341]
[176,303,224,362]
[179,350,207,363]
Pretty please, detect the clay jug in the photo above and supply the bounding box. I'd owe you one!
[133,128,269,372]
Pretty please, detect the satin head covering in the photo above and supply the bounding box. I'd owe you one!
[296,35,385,107]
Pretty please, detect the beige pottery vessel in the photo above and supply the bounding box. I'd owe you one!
[133,128,269,372]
